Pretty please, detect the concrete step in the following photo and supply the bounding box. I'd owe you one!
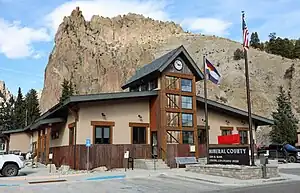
[134,159,170,170]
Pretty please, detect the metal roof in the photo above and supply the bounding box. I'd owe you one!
[121,45,204,89]
[2,128,26,134]
[9,90,273,134]
[196,96,274,126]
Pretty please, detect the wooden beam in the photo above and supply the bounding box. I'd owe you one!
[129,122,150,127]
[91,121,115,126]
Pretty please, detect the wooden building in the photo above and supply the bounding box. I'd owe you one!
[3,45,273,169]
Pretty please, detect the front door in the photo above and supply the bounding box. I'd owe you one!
[151,131,158,158]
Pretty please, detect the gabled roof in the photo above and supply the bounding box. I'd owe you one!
[121,45,204,89]
[196,96,274,126]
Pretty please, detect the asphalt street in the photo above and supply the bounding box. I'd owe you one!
[0,176,229,193]
[210,181,300,193]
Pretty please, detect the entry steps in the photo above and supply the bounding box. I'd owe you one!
[134,159,170,170]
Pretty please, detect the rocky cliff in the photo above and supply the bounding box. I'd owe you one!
[0,81,13,103]
[40,7,300,124]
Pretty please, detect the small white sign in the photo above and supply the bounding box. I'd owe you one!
[124,151,129,158]
[190,145,196,152]
[49,153,53,160]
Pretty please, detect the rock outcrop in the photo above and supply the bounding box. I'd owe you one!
[40,7,300,125]
[0,81,12,103]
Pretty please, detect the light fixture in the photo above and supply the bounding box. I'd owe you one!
[101,113,106,117]
[138,115,142,118]
[225,120,230,125]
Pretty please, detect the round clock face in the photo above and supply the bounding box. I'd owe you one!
[174,59,183,71]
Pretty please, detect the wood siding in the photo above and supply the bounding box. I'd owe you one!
[50,144,151,170]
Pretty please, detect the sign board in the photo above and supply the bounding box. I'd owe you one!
[86,138,91,147]
[189,145,195,152]
[124,151,129,158]
[218,134,240,145]
[208,146,250,165]
[49,153,53,160]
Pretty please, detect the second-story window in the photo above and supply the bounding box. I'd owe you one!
[181,79,192,92]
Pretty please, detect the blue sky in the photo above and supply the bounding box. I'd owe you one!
[0,0,299,95]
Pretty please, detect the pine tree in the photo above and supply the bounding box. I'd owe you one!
[293,39,300,59]
[250,32,261,49]
[25,89,40,126]
[0,97,15,131]
[14,87,25,129]
[60,79,74,103]
[270,86,298,145]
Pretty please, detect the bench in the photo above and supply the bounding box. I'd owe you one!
[175,157,198,168]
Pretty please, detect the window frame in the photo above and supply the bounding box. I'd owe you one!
[129,122,149,144]
[182,113,193,127]
[181,78,192,92]
[181,95,193,109]
[94,126,111,144]
[237,128,249,145]
[132,127,147,144]
[166,112,180,127]
[182,131,194,144]
[91,121,115,144]
[166,130,181,144]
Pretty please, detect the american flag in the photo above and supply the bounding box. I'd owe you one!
[242,12,249,50]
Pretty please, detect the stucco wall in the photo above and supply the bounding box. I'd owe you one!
[197,107,256,144]
[50,114,75,148]
[77,98,150,144]
[9,132,31,153]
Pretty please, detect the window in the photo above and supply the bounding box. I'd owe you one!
[182,96,192,109]
[239,130,248,144]
[95,126,110,144]
[198,128,207,144]
[132,127,146,144]
[166,112,179,127]
[167,131,180,144]
[149,79,158,90]
[69,127,75,145]
[166,76,180,90]
[140,84,148,91]
[182,113,193,127]
[221,129,232,136]
[181,79,192,92]
[183,131,194,144]
[166,94,180,108]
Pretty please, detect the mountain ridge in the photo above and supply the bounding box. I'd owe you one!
[39,7,300,124]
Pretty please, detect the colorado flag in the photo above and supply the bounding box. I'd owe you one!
[205,59,221,84]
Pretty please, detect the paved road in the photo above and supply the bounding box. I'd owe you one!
[209,181,300,193]
[0,175,229,193]
[280,168,300,176]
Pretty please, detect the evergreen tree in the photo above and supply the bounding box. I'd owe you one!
[250,32,261,49]
[24,89,40,126]
[293,39,300,59]
[60,79,74,103]
[0,97,15,131]
[270,86,298,145]
[14,87,25,129]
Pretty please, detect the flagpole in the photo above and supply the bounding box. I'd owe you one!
[203,55,210,164]
[242,11,255,166]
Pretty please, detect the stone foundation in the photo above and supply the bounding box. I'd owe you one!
[186,164,279,180]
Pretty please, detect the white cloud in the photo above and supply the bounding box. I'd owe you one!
[181,18,232,36]
[45,0,170,34]
[0,19,51,59]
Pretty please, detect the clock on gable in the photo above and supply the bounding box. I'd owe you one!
[173,59,183,71]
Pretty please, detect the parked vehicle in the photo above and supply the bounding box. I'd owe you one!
[257,143,300,163]
[0,154,25,177]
